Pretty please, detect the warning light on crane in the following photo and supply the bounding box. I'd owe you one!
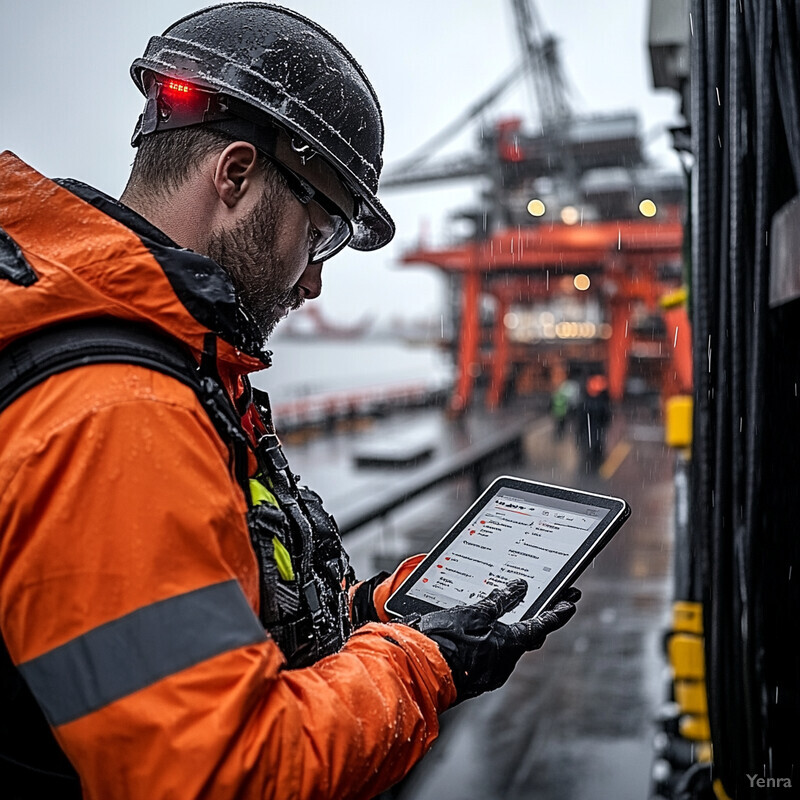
[560,205,580,225]
[527,199,546,216]
[639,199,657,217]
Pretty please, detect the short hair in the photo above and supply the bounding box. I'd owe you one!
[124,125,271,201]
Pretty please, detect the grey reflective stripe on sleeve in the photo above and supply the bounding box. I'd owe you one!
[17,579,268,727]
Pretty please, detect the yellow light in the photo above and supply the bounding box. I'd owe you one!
[639,199,657,217]
[527,198,546,217]
[573,273,591,291]
[560,205,580,225]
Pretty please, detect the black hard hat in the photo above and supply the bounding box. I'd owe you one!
[130,2,394,251]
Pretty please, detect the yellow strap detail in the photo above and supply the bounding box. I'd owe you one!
[249,480,291,578]
[668,632,706,680]
[675,679,708,714]
[665,395,693,448]
[673,600,704,634]
[273,536,295,581]
[679,714,711,741]
[713,778,732,799]
[249,478,279,508]
[696,742,713,763]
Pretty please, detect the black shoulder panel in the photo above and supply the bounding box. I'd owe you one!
[0,317,251,489]
[0,317,200,415]
[0,225,37,286]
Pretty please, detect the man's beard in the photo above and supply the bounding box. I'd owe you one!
[207,186,304,340]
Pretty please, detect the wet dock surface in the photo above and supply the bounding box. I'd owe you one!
[281,400,675,800]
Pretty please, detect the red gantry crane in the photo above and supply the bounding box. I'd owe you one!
[382,0,688,412]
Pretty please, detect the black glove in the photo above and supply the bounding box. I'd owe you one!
[350,571,391,628]
[404,579,580,703]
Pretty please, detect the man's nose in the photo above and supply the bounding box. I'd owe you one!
[298,261,323,299]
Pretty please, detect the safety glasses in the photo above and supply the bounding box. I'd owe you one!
[261,153,354,263]
[137,77,355,262]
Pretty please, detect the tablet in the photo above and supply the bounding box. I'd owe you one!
[384,475,630,624]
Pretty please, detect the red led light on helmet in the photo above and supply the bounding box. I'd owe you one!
[164,80,192,94]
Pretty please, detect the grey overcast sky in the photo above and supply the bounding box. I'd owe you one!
[0,0,682,325]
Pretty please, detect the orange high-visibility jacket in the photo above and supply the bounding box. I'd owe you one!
[0,152,455,800]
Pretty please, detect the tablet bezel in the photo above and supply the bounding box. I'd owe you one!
[384,474,630,622]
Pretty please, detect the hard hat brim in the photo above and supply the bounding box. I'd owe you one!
[131,2,397,253]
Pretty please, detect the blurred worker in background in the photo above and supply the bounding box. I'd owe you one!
[551,372,580,441]
[577,373,612,472]
[0,4,580,798]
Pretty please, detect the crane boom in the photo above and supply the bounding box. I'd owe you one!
[510,0,572,127]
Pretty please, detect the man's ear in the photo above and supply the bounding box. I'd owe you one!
[213,141,260,208]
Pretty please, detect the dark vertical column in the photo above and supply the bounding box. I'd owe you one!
[690,0,800,794]
[451,265,482,414]
[486,292,509,410]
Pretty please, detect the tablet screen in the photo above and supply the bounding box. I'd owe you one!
[404,486,612,624]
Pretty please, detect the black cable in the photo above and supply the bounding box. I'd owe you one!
[700,0,733,787]
[740,0,773,772]
[689,0,710,620]
[726,0,750,779]
[774,0,800,184]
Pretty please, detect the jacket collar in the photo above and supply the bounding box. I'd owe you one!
[55,178,272,369]
[56,179,176,248]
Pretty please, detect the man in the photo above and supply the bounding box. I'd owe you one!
[578,374,612,472]
[0,4,579,798]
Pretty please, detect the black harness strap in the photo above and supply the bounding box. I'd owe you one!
[0,317,250,487]
[0,317,202,414]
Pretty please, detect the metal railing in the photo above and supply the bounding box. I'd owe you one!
[337,417,531,535]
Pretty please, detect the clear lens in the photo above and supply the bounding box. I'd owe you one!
[260,150,354,262]
[307,199,352,262]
